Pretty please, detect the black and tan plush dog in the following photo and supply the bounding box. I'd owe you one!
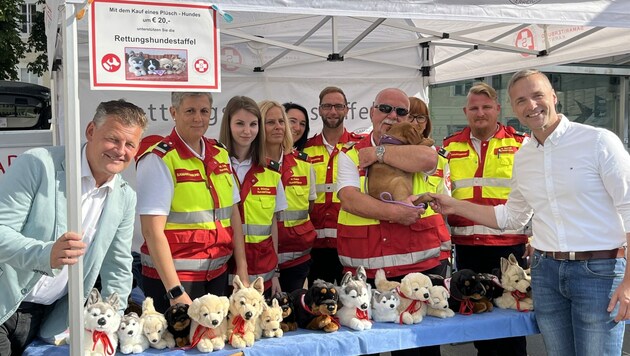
[164,303,191,347]
[269,292,297,332]
[445,269,493,315]
[368,121,435,205]
[289,279,339,332]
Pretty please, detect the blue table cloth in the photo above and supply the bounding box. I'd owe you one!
[24,308,539,355]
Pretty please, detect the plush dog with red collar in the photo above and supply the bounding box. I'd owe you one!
[375,269,432,324]
[337,266,372,330]
[493,254,534,311]
[289,279,340,332]
[83,288,121,356]
[227,275,266,348]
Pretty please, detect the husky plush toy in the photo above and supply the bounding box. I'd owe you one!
[83,288,121,356]
[371,289,400,323]
[337,266,372,331]
[494,254,534,311]
[117,312,149,354]
[127,51,146,76]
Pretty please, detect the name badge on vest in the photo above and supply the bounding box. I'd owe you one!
[287,176,307,186]
[175,169,204,183]
[449,150,469,159]
[310,155,324,164]
[494,146,518,156]
[215,163,232,174]
[251,186,277,195]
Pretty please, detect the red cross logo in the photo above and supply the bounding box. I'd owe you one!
[221,47,242,72]
[101,54,121,72]
[194,58,209,74]
[515,29,535,57]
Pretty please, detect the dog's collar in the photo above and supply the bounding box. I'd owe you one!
[91,330,115,356]
[301,294,315,315]
[379,134,405,146]
[511,290,530,312]
[396,286,424,324]
[355,308,370,321]
[228,315,247,345]
[189,325,216,349]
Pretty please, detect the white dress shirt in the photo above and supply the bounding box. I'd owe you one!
[24,146,113,305]
[495,115,630,252]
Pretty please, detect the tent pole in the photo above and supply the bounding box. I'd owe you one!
[62,1,84,355]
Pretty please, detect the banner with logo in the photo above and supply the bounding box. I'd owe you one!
[88,0,220,91]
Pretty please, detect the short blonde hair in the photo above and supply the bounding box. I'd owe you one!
[468,82,498,102]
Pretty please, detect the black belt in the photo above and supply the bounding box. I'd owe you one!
[536,247,626,261]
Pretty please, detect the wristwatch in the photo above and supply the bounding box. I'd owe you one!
[165,285,185,300]
[375,145,385,163]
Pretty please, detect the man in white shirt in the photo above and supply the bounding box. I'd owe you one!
[0,100,147,354]
[429,69,630,356]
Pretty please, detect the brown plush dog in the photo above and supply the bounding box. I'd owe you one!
[367,121,435,204]
[289,279,339,332]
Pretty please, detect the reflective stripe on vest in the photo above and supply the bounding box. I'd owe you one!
[141,253,231,272]
[441,240,452,251]
[276,210,309,222]
[242,224,272,241]
[315,183,337,194]
[316,228,337,239]
[451,177,511,190]
[339,247,441,270]
[167,207,233,224]
[278,248,312,264]
[228,269,275,285]
[451,225,526,236]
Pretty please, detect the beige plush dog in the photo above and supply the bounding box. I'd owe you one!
[187,294,230,352]
[227,275,265,348]
[375,269,432,324]
[494,254,534,311]
[255,298,284,339]
[368,121,435,204]
[140,297,175,349]
[426,285,455,318]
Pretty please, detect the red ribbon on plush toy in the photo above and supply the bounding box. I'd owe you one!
[355,308,370,321]
[228,315,246,344]
[511,290,530,312]
[396,286,424,324]
[458,299,474,315]
[91,330,115,356]
[189,325,216,349]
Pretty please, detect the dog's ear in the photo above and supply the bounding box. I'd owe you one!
[187,299,200,319]
[356,266,367,283]
[87,288,101,307]
[233,275,245,292]
[404,125,423,145]
[508,253,519,265]
[142,297,156,314]
[271,298,280,309]
[500,257,510,274]
[106,292,120,311]
[252,277,265,294]
[340,271,352,286]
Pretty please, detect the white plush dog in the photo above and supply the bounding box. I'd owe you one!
[375,269,432,325]
[171,58,186,74]
[337,266,372,331]
[426,285,455,318]
[227,275,265,348]
[494,254,534,311]
[140,297,175,349]
[255,298,284,339]
[83,288,121,356]
[117,312,149,354]
[187,294,230,352]
[371,289,400,323]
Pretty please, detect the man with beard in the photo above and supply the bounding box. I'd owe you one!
[336,88,443,356]
[303,86,364,285]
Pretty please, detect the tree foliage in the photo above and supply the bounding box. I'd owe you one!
[0,0,27,80]
[27,0,48,77]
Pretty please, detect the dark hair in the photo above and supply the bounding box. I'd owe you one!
[283,102,310,150]
[219,96,266,166]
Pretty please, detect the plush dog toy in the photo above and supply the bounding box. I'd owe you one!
[368,121,435,204]
[187,294,230,352]
[171,57,186,74]
[127,51,146,76]
[337,266,372,331]
[269,292,297,332]
[494,254,534,311]
[445,269,492,315]
[83,288,121,356]
[255,298,284,339]
[227,275,266,348]
[159,58,173,74]
[140,297,175,349]
[375,269,432,324]
[290,279,340,332]
[164,303,191,347]
[426,285,455,318]
[371,289,400,323]
[117,312,149,354]
[143,58,160,75]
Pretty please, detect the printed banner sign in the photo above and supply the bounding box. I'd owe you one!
[89,0,220,91]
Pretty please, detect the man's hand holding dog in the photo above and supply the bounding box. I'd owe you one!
[50,232,86,269]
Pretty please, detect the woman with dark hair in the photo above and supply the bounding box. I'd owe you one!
[283,102,310,150]
[219,96,287,296]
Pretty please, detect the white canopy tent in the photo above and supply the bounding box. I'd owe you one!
[43,0,630,354]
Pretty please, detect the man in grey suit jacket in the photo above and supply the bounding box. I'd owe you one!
[0,100,147,355]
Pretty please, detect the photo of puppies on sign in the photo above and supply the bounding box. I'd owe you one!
[367,121,434,207]
[125,47,188,82]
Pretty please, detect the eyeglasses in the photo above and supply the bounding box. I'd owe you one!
[320,103,346,111]
[408,115,429,123]
[374,104,409,117]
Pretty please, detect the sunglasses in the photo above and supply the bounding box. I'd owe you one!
[374,104,409,117]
